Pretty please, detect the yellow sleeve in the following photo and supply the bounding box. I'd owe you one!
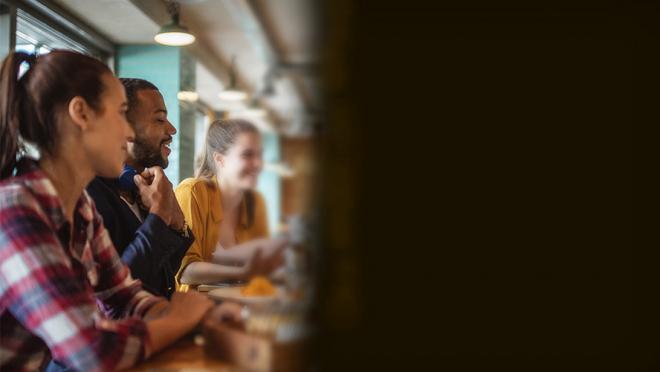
[254,191,270,237]
[174,180,207,289]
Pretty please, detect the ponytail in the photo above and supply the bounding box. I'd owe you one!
[0,50,111,180]
[195,149,215,179]
[0,52,35,179]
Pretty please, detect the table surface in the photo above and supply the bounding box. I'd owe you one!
[126,334,233,371]
[128,285,302,371]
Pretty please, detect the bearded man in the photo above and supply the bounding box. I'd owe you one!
[86,78,192,298]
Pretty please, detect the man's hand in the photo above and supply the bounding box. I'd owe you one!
[134,166,186,230]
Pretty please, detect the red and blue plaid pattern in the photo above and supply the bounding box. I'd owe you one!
[0,159,162,371]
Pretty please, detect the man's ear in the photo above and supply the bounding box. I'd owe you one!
[213,151,224,167]
[67,96,91,131]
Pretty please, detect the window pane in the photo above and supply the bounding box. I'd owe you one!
[15,8,102,58]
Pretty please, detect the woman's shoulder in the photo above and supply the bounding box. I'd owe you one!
[177,177,212,192]
[0,175,54,217]
[0,181,38,211]
[176,177,218,201]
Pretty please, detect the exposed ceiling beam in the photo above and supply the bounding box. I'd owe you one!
[244,0,316,111]
[128,0,295,127]
[129,0,245,90]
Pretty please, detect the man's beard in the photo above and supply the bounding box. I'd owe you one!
[131,136,168,169]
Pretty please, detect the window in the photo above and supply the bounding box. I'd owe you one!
[1,0,113,62]
[1,0,116,159]
[15,8,97,56]
[15,8,110,63]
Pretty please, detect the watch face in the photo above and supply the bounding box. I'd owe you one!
[180,222,190,238]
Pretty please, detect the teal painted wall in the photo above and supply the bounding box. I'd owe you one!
[258,132,281,233]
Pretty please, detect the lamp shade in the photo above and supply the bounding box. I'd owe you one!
[218,89,248,101]
[177,91,199,102]
[155,21,195,46]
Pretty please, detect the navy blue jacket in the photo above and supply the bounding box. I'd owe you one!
[86,177,193,299]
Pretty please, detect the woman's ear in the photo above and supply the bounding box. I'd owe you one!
[213,151,224,168]
[67,96,91,131]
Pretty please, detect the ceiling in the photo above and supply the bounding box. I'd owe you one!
[52,0,319,137]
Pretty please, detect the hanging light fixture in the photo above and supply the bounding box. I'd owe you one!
[177,91,199,102]
[264,162,295,178]
[218,56,248,101]
[154,1,196,46]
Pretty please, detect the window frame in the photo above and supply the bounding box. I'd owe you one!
[1,0,115,65]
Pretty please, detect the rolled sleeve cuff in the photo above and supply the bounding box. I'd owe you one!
[140,214,193,255]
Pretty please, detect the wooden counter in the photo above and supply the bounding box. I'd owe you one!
[127,333,232,371]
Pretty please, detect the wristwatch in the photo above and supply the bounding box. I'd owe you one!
[175,221,190,238]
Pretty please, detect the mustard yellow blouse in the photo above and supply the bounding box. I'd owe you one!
[174,177,269,291]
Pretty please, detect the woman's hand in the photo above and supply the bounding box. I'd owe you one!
[261,236,289,260]
[243,245,286,278]
[212,236,289,267]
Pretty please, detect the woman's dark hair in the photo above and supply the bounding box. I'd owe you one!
[0,50,112,179]
[197,118,260,227]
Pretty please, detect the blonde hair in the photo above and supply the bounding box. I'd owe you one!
[196,118,259,179]
[196,118,260,227]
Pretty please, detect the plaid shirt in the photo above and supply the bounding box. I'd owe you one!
[0,159,162,371]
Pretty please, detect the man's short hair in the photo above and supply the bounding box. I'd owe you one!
[119,78,159,127]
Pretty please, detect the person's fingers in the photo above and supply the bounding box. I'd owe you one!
[140,167,155,178]
[136,168,155,185]
[247,249,264,275]
[150,166,164,183]
[263,238,287,253]
[134,174,147,188]
[271,242,287,257]
[268,254,285,272]
[272,245,285,260]
[276,236,290,248]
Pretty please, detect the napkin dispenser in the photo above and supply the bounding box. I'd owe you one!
[202,315,308,371]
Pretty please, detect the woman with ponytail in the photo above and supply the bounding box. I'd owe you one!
[0,51,235,371]
[174,119,288,291]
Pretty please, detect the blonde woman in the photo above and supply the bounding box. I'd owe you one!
[175,119,286,291]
